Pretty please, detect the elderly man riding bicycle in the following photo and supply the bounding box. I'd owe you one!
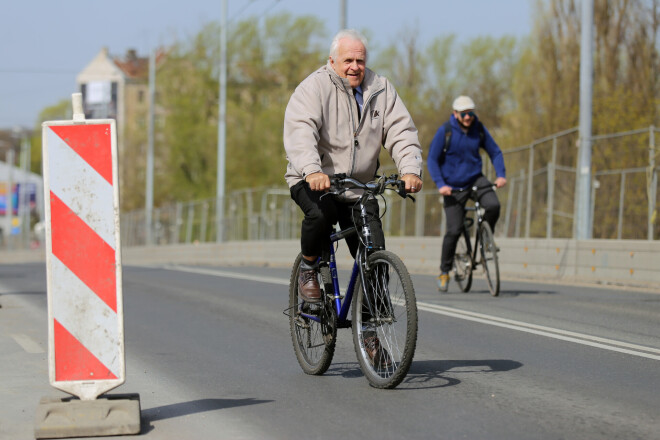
[283,29,422,368]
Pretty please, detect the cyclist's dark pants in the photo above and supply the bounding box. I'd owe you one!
[289,180,385,259]
[441,175,500,273]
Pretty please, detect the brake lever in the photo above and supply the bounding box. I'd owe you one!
[320,187,347,200]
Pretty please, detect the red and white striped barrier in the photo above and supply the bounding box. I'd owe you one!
[42,106,124,401]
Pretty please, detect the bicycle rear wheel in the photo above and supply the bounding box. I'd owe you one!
[478,222,500,296]
[453,229,473,293]
[352,250,417,389]
[288,253,337,375]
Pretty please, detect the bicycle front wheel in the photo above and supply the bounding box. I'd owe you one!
[453,229,473,293]
[289,253,337,375]
[352,250,417,389]
[478,222,500,296]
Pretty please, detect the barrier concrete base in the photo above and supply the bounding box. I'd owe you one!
[34,393,141,439]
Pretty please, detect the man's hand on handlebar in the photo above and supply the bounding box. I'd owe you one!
[438,185,452,196]
[305,172,331,191]
[495,177,507,188]
[401,174,422,193]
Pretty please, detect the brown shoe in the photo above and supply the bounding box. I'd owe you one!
[298,268,321,303]
[363,331,393,370]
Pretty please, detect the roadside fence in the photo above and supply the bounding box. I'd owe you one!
[121,125,659,246]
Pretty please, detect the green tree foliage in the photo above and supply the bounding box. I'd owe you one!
[495,0,660,238]
[155,14,327,206]
[372,29,519,190]
[31,2,658,240]
[30,99,71,174]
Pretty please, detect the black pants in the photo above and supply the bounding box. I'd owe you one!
[441,175,500,273]
[290,181,385,259]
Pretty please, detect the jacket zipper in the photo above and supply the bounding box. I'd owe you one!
[350,87,385,176]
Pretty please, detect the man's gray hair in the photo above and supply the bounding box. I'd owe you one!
[329,29,368,61]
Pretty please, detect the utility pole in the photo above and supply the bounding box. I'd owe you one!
[217,0,228,242]
[340,0,347,29]
[145,49,155,245]
[576,0,594,239]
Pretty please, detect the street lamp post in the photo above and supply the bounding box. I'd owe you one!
[576,0,594,239]
[216,0,227,242]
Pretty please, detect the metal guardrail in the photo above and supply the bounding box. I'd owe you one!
[118,125,658,246]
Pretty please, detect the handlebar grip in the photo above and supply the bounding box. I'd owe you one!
[397,180,407,198]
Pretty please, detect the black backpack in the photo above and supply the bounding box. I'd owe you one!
[440,120,486,162]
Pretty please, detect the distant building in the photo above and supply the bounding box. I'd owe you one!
[76,47,164,151]
[76,48,165,211]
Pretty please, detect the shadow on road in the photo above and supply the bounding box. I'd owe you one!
[432,287,557,297]
[322,362,363,379]
[398,359,523,390]
[141,397,274,432]
[310,359,523,390]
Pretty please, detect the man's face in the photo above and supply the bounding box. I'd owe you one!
[330,38,366,88]
[454,110,475,128]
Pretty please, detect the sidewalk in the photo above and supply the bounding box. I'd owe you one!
[0,289,68,440]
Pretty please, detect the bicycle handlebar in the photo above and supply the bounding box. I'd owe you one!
[328,173,409,200]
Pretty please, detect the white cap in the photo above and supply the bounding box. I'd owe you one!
[452,95,475,111]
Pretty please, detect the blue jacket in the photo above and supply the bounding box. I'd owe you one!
[427,114,506,190]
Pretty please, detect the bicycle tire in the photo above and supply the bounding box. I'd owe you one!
[478,222,500,296]
[351,250,417,389]
[289,253,337,375]
[453,228,473,293]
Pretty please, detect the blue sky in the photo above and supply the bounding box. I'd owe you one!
[1,0,532,130]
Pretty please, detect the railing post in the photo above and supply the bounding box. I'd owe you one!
[547,137,557,238]
[649,125,657,240]
[525,144,534,238]
[399,197,406,236]
[185,203,194,244]
[246,190,254,241]
[516,169,525,238]
[414,191,425,236]
[201,202,209,242]
[174,202,183,244]
[618,172,626,239]
[504,175,515,237]
[590,178,599,237]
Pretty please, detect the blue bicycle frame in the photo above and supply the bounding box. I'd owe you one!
[299,226,361,327]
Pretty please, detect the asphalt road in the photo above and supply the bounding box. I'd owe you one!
[1,262,659,439]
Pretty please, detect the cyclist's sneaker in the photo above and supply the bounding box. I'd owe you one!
[437,273,450,292]
[363,331,392,370]
[298,268,322,303]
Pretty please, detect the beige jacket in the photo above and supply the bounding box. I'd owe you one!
[283,62,422,198]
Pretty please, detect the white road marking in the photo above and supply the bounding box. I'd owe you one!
[165,265,290,286]
[160,265,660,361]
[415,302,660,361]
[11,334,44,354]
